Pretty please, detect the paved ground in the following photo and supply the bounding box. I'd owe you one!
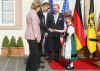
[0,57,100,71]
[0,57,65,71]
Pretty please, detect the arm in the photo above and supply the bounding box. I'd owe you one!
[54,29,65,33]
[32,14,41,43]
[46,13,54,29]
[48,28,65,33]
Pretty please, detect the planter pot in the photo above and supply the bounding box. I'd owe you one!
[1,47,24,57]
[1,48,8,56]
[10,48,24,56]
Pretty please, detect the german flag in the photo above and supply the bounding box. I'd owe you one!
[87,0,96,54]
[73,0,85,51]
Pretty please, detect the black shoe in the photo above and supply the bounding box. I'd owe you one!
[26,67,29,71]
[54,59,59,62]
[35,69,39,71]
[40,65,45,69]
[48,56,52,63]
[40,60,44,63]
[65,64,74,70]
[65,64,69,69]
[67,66,74,70]
[48,59,52,63]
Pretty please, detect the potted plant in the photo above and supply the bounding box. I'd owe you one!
[1,36,10,56]
[8,36,24,56]
[2,36,24,57]
[8,36,17,56]
[16,37,24,56]
[9,36,16,48]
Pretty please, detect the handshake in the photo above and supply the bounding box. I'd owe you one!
[48,28,64,33]
[48,28,55,32]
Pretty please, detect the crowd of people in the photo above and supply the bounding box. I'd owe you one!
[25,1,78,71]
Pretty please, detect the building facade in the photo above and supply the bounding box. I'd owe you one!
[0,0,100,56]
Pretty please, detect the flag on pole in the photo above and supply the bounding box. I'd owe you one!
[73,0,86,51]
[61,0,69,14]
[87,0,96,54]
[97,13,100,52]
[49,0,53,13]
[97,14,100,33]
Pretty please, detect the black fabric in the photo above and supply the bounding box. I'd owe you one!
[48,37,61,61]
[46,12,64,62]
[75,0,83,24]
[89,0,94,14]
[37,8,48,34]
[26,40,40,71]
[37,8,48,56]
[46,13,64,37]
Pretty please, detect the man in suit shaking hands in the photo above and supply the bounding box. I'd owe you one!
[46,4,64,62]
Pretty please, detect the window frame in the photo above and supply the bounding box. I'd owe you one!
[0,0,22,30]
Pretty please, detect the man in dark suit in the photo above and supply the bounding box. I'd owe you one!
[46,4,64,62]
[37,2,49,57]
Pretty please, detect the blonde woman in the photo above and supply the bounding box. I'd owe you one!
[25,2,41,71]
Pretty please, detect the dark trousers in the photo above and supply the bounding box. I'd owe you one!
[39,33,44,56]
[26,40,40,71]
[48,37,61,61]
[40,33,48,56]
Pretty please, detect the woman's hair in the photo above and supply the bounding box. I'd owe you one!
[64,10,72,17]
[64,10,73,21]
[31,2,41,10]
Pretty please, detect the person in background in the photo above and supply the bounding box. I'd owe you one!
[25,2,41,71]
[37,2,50,57]
[53,10,78,70]
[46,4,64,63]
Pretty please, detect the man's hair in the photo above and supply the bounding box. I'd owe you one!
[31,2,41,9]
[41,2,49,6]
[53,4,60,9]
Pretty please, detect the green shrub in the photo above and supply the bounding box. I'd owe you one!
[17,37,24,47]
[2,36,9,47]
[9,36,16,47]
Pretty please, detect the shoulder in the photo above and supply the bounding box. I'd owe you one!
[47,12,53,16]
[27,10,36,17]
[59,13,64,16]
[47,12,54,18]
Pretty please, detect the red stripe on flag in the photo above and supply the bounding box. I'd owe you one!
[73,9,85,47]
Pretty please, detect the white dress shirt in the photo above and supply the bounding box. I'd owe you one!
[53,13,59,24]
[43,12,48,24]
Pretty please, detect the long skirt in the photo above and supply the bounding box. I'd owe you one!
[61,35,78,61]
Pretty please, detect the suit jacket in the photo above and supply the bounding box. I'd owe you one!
[25,9,41,42]
[37,8,48,34]
[47,12,64,37]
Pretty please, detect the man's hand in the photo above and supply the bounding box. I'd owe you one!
[49,28,55,32]
[44,32,48,37]
[36,40,40,43]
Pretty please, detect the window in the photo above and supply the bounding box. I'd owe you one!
[0,0,22,30]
